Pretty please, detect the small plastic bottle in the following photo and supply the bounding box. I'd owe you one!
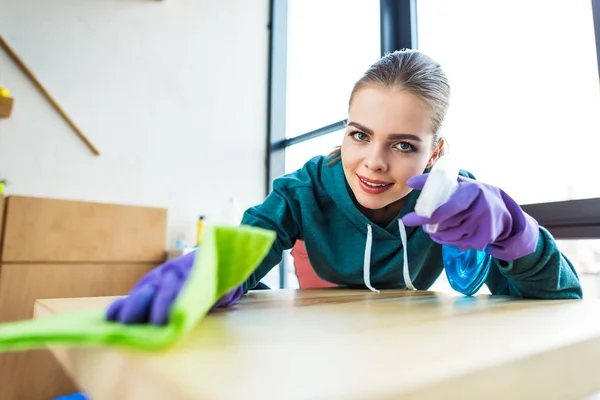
[414,157,491,296]
[442,245,491,296]
[196,216,205,246]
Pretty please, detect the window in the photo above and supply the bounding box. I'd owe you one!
[285,128,345,173]
[285,0,380,139]
[417,0,600,205]
[416,0,600,297]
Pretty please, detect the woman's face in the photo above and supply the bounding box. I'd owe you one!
[341,85,438,210]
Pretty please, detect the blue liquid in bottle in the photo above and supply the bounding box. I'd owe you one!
[442,245,492,296]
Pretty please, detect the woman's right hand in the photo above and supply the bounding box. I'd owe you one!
[105,251,196,325]
[106,247,246,326]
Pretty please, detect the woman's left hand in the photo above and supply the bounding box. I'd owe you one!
[402,174,539,261]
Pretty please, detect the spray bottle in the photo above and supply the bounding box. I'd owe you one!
[414,157,491,296]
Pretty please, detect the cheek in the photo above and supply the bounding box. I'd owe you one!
[340,135,352,155]
[390,154,431,183]
[340,139,359,168]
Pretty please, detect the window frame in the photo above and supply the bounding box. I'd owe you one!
[593,0,600,82]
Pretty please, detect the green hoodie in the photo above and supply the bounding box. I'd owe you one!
[241,155,582,299]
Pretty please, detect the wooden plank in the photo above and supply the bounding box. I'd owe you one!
[0,262,154,323]
[34,290,600,400]
[0,262,154,400]
[1,196,167,262]
[0,350,80,400]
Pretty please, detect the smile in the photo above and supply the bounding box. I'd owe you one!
[359,177,389,187]
[357,175,393,194]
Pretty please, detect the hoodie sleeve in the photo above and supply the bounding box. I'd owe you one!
[485,227,583,299]
[240,182,303,291]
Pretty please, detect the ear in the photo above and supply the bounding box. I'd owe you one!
[426,154,437,169]
[426,138,445,168]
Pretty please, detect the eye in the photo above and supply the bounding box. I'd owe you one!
[395,142,416,152]
[350,131,368,142]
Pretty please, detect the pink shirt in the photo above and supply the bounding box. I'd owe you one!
[291,241,337,289]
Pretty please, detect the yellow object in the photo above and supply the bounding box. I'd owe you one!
[0,182,4,193]
[196,215,205,245]
[0,88,10,98]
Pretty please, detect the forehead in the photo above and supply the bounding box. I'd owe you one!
[349,86,434,135]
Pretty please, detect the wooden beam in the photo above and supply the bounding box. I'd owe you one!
[0,35,100,156]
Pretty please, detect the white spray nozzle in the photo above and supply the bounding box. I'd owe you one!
[414,157,460,233]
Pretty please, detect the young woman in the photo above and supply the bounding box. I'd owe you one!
[107,49,582,326]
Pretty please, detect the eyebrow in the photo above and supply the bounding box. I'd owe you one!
[347,121,423,142]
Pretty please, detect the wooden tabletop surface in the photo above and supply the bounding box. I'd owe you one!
[34,289,600,400]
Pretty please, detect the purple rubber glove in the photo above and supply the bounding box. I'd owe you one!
[402,174,539,261]
[211,284,244,309]
[105,250,244,325]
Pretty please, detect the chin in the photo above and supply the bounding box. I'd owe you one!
[355,195,391,210]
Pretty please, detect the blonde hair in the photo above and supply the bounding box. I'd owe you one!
[328,49,450,163]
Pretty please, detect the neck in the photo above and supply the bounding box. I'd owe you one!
[355,197,407,228]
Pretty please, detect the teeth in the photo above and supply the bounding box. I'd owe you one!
[360,178,389,187]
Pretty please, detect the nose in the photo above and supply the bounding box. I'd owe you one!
[363,145,388,172]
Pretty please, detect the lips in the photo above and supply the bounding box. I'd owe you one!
[358,175,392,185]
[357,174,393,194]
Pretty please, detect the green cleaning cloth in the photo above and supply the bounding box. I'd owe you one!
[0,225,276,353]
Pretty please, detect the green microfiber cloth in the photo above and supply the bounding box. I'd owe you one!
[0,225,276,353]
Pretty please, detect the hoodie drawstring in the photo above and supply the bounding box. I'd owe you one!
[363,220,415,293]
[398,219,415,290]
[363,224,379,293]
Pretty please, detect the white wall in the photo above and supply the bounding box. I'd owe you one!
[0,0,270,249]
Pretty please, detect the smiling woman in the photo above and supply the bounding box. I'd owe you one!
[235,49,580,301]
[268,0,600,298]
[108,49,583,331]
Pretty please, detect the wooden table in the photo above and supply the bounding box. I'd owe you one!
[34,290,600,400]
